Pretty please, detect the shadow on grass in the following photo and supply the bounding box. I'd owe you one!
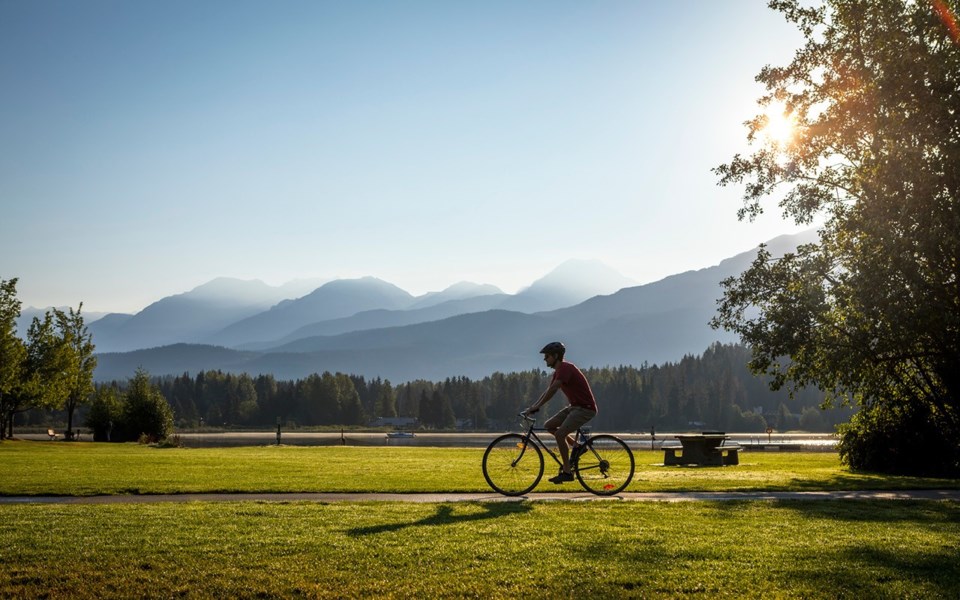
[787,472,960,491]
[696,498,960,532]
[347,502,533,537]
[778,540,960,597]
[777,499,960,524]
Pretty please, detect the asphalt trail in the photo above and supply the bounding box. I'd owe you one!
[2,490,959,504]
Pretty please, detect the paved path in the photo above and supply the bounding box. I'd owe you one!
[2,490,959,504]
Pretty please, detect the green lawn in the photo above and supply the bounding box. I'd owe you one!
[2,440,957,496]
[3,441,959,598]
[2,500,958,598]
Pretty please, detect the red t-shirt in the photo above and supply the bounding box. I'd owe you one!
[552,361,598,412]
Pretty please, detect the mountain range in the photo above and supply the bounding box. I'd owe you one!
[85,258,636,353]
[91,231,818,382]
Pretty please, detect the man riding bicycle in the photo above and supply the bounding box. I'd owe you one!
[523,342,598,484]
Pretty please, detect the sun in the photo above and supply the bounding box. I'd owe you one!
[760,100,796,146]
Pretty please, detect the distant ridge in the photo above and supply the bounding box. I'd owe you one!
[86,277,320,352]
[242,293,510,350]
[86,261,637,351]
[93,231,819,382]
[407,282,504,310]
[205,277,415,348]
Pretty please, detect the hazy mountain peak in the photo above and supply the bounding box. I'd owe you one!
[409,281,504,310]
[206,275,417,346]
[442,281,504,295]
[716,229,820,272]
[527,259,637,292]
[93,230,815,381]
[497,259,636,313]
[187,277,271,299]
[302,276,412,299]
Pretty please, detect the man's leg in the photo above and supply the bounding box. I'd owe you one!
[545,408,576,481]
[556,407,597,474]
[554,430,573,475]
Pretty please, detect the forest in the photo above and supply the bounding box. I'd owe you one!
[79,342,849,434]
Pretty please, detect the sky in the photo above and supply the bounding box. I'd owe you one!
[1,0,811,314]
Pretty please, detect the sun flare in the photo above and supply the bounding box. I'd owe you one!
[761,100,796,146]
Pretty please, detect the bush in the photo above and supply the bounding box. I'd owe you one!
[838,400,960,477]
[155,434,182,448]
[85,387,123,442]
[87,369,174,443]
[119,369,174,442]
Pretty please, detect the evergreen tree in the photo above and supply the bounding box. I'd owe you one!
[86,385,123,441]
[436,389,456,429]
[337,373,364,425]
[119,368,174,442]
[374,380,397,418]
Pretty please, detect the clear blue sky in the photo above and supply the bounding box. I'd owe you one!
[1,0,808,314]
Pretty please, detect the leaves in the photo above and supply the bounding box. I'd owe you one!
[714,0,960,474]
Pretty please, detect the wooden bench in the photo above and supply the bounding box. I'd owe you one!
[47,429,59,440]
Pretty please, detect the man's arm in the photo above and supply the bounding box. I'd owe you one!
[525,379,563,415]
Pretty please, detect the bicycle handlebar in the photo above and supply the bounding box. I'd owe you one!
[518,412,536,423]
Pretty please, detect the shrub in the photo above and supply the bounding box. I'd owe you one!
[838,400,960,477]
[119,369,174,442]
[87,369,174,443]
[155,434,182,448]
[85,386,123,441]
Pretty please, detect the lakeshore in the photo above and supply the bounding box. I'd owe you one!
[17,430,838,450]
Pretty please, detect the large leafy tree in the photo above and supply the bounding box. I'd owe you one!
[12,312,74,437]
[712,0,960,475]
[57,305,97,439]
[0,279,26,440]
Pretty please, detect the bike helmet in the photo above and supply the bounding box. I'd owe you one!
[539,341,566,357]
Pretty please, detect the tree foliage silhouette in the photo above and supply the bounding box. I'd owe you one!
[713,0,960,475]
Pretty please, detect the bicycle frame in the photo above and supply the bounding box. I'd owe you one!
[515,414,588,470]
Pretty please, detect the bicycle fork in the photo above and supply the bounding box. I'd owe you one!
[512,435,533,468]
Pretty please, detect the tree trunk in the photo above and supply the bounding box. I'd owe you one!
[66,400,75,441]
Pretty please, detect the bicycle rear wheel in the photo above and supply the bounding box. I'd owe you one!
[575,434,635,496]
[482,434,544,496]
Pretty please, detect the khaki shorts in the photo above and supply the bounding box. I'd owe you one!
[545,406,597,437]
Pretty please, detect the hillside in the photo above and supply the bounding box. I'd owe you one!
[93,231,817,382]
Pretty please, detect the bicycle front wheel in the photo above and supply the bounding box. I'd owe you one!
[482,434,544,496]
[575,434,635,496]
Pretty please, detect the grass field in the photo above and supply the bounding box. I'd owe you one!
[2,500,959,598]
[2,441,959,598]
[2,440,958,496]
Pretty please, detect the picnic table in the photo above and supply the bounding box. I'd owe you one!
[663,432,741,466]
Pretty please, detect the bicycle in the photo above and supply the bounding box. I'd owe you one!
[482,413,635,496]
